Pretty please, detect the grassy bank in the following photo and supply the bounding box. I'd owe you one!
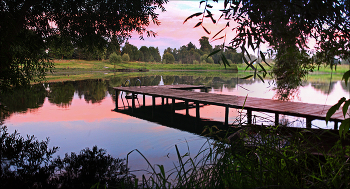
[52,59,240,71]
[52,59,349,73]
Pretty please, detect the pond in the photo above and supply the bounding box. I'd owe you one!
[1,73,349,176]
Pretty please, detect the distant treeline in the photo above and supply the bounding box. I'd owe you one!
[47,35,262,64]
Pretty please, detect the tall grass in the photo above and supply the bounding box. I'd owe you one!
[126,114,350,189]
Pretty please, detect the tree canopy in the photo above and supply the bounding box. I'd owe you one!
[0,0,168,90]
[189,0,349,98]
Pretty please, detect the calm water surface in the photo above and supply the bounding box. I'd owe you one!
[2,74,349,174]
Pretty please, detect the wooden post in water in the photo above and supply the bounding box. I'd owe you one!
[171,98,175,123]
[152,96,155,118]
[247,109,252,125]
[131,93,135,113]
[143,94,145,107]
[225,106,229,126]
[196,102,200,124]
[162,97,164,106]
[275,113,279,126]
[334,121,338,130]
[115,90,119,110]
[185,100,189,116]
[306,117,312,128]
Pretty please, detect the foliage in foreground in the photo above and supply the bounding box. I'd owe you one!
[0,126,135,189]
[2,122,350,189]
[129,125,350,189]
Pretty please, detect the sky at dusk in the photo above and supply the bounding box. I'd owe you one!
[128,0,238,56]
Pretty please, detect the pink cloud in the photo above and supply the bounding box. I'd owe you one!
[128,1,237,55]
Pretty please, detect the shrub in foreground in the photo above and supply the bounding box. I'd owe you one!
[0,126,134,189]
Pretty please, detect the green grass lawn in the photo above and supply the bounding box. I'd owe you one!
[52,59,349,72]
[45,59,348,83]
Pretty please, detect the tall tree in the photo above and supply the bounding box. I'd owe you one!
[199,36,212,54]
[149,47,161,62]
[47,35,74,59]
[139,46,151,62]
[121,42,140,61]
[106,35,122,58]
[0,0,168,90]
[189,0,349,81]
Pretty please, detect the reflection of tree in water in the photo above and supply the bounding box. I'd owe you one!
[273,78,301,101]
[311,81,336,95]
[0,85,47,121]
[75,79,107,104]
[139,76,161,86]
[48,82,75,107]
[163,76,175,85]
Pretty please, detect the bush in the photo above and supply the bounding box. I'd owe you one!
[54,146,134,188]
[193,60,199,64]
[206,56,214,63]
[162,52,175,64]
[0,126,135,188]
[109,52,122,64]
[200,54,214,64]
[122,53,130,62]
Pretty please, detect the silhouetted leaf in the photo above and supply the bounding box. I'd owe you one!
[207,49,221,58]
[194,21,202,28]
[326,97,346,124]
[221,53,230,68]
[339,118,350,138]
[224,0,229,9]
[343,99,350,118]
[202,26,210,34]
[260,51,267,63]
[210,15,216,24]
[257,74,265,83]
[241,75,254,79]
[212,27,226,40]
[241,46,251,60]
[184,12,203,24]
[244,58,256,71]
[342,70,350,86]
[258,62,267,74]
[206,4,213,8]
[211,35,225,42]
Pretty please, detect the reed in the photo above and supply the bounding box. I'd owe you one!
[126,114,350,189]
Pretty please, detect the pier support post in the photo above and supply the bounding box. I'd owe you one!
[185,101,189,116]
[143,94,145,107]
[247,109,252,125]
[225,107,229,126]
[166,98,169,105]
[306,117,312,128]
[171,98,175,113]
[196,102,200,124]
[171,98,175,123]
[275,113,279,126]
[152,96,155,118]
[334,121,339,130]
[131,93,135,113]
[162,97,164,106]
[115,90,118,111]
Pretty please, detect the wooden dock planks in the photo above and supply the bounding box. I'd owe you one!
[113,85,348,127]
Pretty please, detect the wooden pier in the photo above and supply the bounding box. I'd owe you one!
[113,84,348,129]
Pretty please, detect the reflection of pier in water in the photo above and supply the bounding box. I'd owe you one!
[115,102,232,136]
[113,85,348,130]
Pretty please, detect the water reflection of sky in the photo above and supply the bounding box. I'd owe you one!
[3,77,350,175]
[4,93,211,175]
